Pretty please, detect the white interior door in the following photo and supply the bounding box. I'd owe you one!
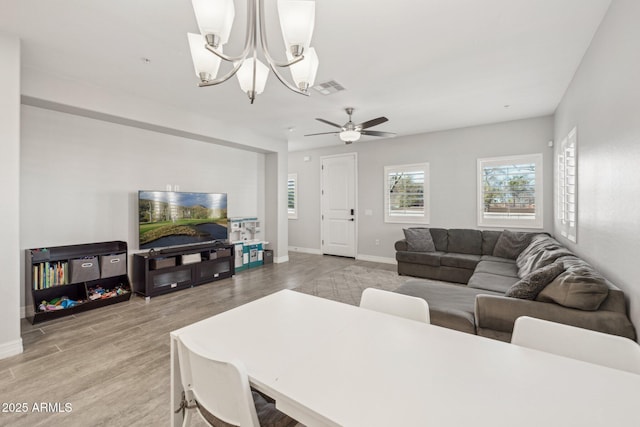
[321,153,357,257]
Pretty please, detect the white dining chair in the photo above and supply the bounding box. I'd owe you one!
[511,316,640,375]
[359,287,430,323]
[176,334,298,427]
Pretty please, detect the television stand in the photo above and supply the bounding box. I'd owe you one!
[132,243,234,298]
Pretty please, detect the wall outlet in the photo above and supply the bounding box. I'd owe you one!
[375,239,380,246]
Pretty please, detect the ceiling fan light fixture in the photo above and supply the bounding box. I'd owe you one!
[340,130,361,142]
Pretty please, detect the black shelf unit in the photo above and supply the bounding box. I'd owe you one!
[26,241,131,324]
[132,243,234,298]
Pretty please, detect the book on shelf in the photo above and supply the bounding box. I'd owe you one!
[33,260,69,290]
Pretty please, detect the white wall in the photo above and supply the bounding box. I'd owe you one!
[20,105,264,315]
[289,116,554,261]
[0,33,23,358]
[20,64,290,266]
[554,0,640,333]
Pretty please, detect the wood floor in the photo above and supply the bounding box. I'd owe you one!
[0,252,395,427]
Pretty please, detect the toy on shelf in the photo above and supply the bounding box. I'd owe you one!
[39,296,82,312]
[87,284,130,301]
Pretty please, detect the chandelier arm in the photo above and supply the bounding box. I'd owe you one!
[204,44,249,63]
[199,0,258,87]
[270,53,305,68]
[203,0,256,63]
[256,0,308,95]
[197,59,245,87]
[266,61,310,96]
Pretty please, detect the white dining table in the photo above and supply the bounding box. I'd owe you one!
[170,289,640,427]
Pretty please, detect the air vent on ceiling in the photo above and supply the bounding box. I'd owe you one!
[312,80,346,95]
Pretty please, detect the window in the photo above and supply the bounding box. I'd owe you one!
[477,154,543,228]
[287,173,298,219]
[384,163,429,224]
[557,127,577,242]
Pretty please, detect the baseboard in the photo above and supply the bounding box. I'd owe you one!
[288,246,323,255]
[0,338,23,360]
[274,255,289,264]
[356,254,397,265]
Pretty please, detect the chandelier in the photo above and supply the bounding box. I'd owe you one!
[187,0,319,104]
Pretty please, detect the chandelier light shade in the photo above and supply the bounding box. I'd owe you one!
[277,0,316,55]
[187,33,222,81]
[187,0,319,104]
[236,57,269,96]
[287,47,318,91]
[191,0,236,46]
[340,130,361,143]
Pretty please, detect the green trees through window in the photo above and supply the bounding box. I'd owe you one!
[477,154,543,228]
[384,163,429,224]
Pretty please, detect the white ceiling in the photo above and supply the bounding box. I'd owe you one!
[1,0,611,152]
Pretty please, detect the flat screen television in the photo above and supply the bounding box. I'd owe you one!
[138,190,228,250]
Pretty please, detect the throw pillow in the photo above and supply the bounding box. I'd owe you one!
[403,228,436,252]
[493,230,533,260]
[505,262,565,300]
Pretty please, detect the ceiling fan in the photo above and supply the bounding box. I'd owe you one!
[304,108,396,144]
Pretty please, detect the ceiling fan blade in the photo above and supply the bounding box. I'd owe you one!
[315,118,343,128]
[304,131,340,137]
[358,116,388,130]
[360,130,396,137]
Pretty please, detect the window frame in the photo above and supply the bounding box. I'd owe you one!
[287,173,298,220]
[477,153,543,229]
[384,162,430,224]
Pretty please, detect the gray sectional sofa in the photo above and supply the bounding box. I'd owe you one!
[394,228,636,342]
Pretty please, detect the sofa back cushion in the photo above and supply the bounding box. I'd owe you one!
[447,229,482,255]
[481,230,502,255]
[429,228,449,252]
[492,230,534,260]
[516,234,573,277]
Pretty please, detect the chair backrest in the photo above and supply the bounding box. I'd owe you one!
[359,288,430,323]
[511,316,640,375]
[176,334,260,427]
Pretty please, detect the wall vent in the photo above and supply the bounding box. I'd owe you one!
[312,80,346,95]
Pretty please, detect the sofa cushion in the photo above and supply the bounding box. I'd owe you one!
[531,244,573,272]
[396,251,444,267]
[516,234,573,277]
[403,228,436,252]
[480,255,517,264]
[492,230,534,260]
[440,253,481,270]
[516,234,552,276]
[468,272,520,293]
[481,230,502,255]
[536,258,609,311]
[505,262,565,300]
[448,229,482,255]
[395,279,502,334]
[475,260,519,278]
[429,228,449,252]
